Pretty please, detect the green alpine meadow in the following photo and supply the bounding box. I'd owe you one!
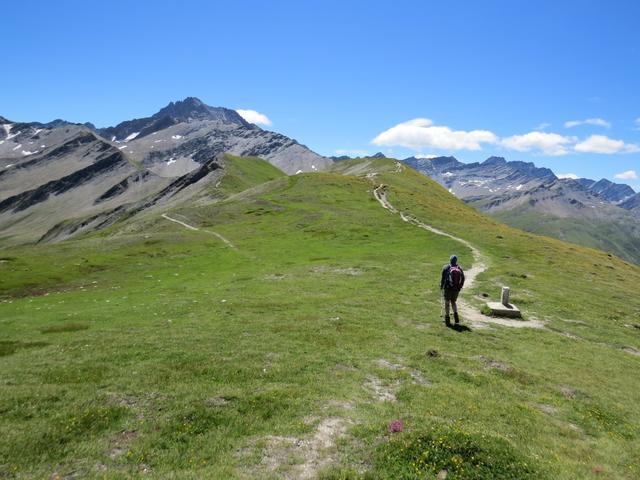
[2,155,639,479]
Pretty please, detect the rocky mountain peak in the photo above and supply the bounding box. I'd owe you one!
[427,156,461,166]
[576,178,596,189]
[620,192,640,214]
[153,97,248,125]
[99,97,253,142]
[482,156,507,166]
[590,178,636,203]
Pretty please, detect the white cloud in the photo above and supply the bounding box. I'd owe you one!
[372,118,498,151]
[414,154,439,159]
[574,135,640,154]
[557,173,579,179]
[334,149,370,157]
[235,109,272,126]
[500,131,575,156]
[534,122,551,131]
[614,170,638,180]
[564,118,611,128]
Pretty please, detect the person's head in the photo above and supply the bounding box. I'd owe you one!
[449,255,458,266]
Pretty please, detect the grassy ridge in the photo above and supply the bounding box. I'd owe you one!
[1,157,639,478]
[490,207,640,266]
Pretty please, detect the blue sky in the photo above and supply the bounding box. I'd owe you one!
[2,0,639,189]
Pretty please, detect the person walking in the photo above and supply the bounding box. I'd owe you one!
[440,255,465,326]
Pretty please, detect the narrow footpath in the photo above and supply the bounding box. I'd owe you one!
[370,165,544,329]
[161,213,236,249]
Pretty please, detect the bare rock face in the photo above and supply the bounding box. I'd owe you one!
[0,97,333,245]
[94,97,331,175]
[402,155,558,200]
[583,178,635,203]
[402,155,640,264]
[620,193,640,218]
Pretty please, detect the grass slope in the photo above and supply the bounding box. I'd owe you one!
[1,156,639,479]
[490,206,640,266]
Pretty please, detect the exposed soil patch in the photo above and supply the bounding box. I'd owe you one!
[409,369,429,385]
[558,318,588,326]
[559,331,581,340]
[376,358,430,386]
[249,417,352,479]
[532,403,559,415]
[105,392,164,420]
[474,355,509,371]
[311,265,364,276]
[413,322,431,330]
[107,430,139,459]
[623,346,640,356]
[323,400,354,410]
[558,386,589,400]
[264,273,287,281]
[364,375,399,402]
[205,396,234,407]
[376,358,404,370]
[332,363,357,373]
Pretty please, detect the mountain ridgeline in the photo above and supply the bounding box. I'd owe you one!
[402,155,640,264]
[1,98,639,264]
[0,97,331,246]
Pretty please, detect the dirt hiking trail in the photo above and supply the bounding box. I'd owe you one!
[370,164,544,329]
[161,213,236,249]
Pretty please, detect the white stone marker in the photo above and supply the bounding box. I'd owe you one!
[501,286,510,306]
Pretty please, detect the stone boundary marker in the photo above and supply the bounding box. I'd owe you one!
[486,286,522,318]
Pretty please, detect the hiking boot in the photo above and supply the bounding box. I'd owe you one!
[454,312,460,324]
[444,315,451,326]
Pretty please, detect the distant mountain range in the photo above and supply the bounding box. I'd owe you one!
[0,97,331,245]
[402,155,640,264]
[2,98,640,264]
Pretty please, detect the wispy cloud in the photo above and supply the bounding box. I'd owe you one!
[564,118,611,128]
[614,170,638,180]
[500,132,575,156]
[372,118,498,151]
[534,122,551,131]
[574,135,640,154]
[235,109,272,126]
[557,173,579,179]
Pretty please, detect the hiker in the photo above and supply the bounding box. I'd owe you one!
[440,255,465,326]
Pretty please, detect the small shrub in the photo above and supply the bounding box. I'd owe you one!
[480,305,493,316]
[373,425,544,479]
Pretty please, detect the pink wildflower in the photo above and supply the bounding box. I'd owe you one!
[388,419,404,433]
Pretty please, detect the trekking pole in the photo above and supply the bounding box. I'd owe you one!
[440,288,444,321]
